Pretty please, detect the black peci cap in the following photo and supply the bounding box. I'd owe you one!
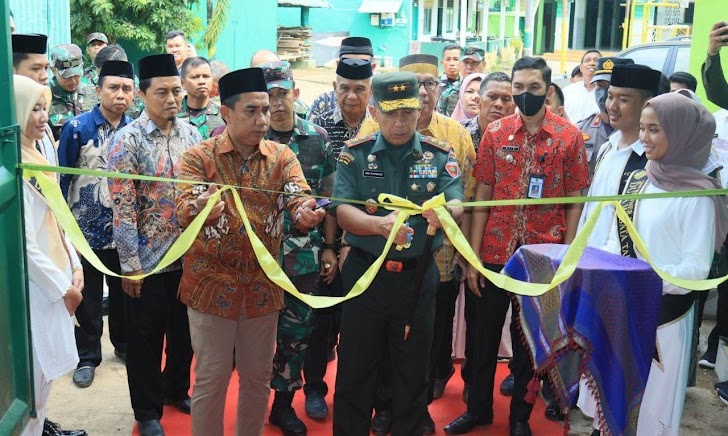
[12,33,48,54]
[138,54,179,81]
[218,68,268,102]
[610,64,662,96]
[336,58,373,80]
[339,37,374,58]
[99,60,134,79]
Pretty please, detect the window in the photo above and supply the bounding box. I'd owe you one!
[621,46,670,72]
[445,0,455,33]
[425,8,433,34]
[674,46,691,74]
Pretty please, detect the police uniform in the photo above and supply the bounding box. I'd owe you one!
[48,44,94,140]
[576,56,633,176]
[577,113,613,175]
[332,72,463,435]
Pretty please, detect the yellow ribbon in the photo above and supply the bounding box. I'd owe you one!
[25,168,728,310]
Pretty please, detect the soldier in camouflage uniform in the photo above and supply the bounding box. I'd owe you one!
[49,44,94,139]
[436,46,485,117]
[83,32,108,86]
[260,61,337,436]
[177,56,224,139]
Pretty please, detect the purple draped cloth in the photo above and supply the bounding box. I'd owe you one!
[504,244,662,436]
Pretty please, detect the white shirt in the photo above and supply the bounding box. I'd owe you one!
[715,109,728,141]
[604,182,715,296]
[562,80,600,124]
[578,130,645,248]
[24,181,80,381]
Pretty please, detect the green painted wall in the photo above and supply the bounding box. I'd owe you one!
[690,0,728,112]
[200,1,277,69]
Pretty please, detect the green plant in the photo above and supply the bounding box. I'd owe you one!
[70,0,202,51]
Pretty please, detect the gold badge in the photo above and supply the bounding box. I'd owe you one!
[426,182,436,192]
[603,59,615,71]
[582,132,592,141]
[338,152,355,166]
[365,198,378,214]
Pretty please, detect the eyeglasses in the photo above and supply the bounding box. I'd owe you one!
[418,80,438,91]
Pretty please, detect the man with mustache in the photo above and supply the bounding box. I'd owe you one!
[58,60,135,389]
[332,71,464,436]
[562,49,602,123]
[446,57,589,436]
[357,54,476,435]
[259,61,338,436]
[178,56,224,139]
[107,53,199,436]
[310,59,373,160]
[175,67,326,436]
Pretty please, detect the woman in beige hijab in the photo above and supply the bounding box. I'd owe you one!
[603,92,727,435]
[15,74,86,436]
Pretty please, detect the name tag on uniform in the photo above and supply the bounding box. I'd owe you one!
[502,145,520,152]
[363,170,384,178]
[527,174,545,199]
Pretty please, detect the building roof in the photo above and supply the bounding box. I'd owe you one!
[278,0,332,8]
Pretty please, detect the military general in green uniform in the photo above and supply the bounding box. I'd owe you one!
[49,43,93,139]
[332,72,464,435]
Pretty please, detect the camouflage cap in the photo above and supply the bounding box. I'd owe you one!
[259,61,294,90]
[372,72,421,113]
[87,32,108,45]
[462,46,484,63]
[51,44,83,78]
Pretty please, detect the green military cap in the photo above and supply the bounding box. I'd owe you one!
[87,32,108,45]
[462,46,484,62]
[259,60,294,90]
[51,44,83,78]
[372,71,421,113]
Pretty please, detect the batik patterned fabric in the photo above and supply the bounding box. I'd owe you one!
[506,244,662,436]
[175,133,311,320]
[307,89,337,122]
[59,105,132,250]
[460,115,482,153]
[310,105,368,159]
[107,111,202,273]
[473,110,590,264]
[267,116,336,278]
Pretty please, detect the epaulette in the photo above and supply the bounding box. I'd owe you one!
[345,134,376,148]
[421,135,452,152]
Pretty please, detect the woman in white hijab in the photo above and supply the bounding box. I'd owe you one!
[15,74,85,436]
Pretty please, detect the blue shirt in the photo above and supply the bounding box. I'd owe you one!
[58,106,132,250]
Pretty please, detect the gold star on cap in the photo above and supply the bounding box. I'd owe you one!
[603,59,614,71]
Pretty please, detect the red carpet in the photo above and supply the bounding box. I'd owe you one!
[134,360,564,435]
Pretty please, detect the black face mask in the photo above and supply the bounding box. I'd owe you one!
[594,87,608,114]
[513,91,547,117]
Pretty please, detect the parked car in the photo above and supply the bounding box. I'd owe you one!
[616,36,692,75]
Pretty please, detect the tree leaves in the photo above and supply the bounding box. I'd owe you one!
[70,0,202,51]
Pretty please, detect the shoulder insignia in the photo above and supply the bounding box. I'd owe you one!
[582,132,592,142]
[345,134,375,148]
[445,161,461,178]
[338,151,355,166]
[421,135,452,152]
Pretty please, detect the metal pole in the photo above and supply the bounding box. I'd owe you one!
[622,0,632,49]
[561,0,568,75]
[460,0,468,47]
